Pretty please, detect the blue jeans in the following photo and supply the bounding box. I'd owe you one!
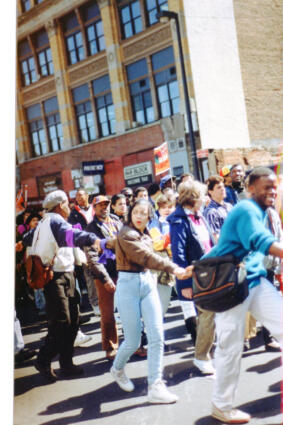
[113,271,164,385]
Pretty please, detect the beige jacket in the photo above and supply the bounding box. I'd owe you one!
[115,224,176,274]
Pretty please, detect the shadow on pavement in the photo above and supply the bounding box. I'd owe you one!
[246,356,281,374]
[36,379,154,424]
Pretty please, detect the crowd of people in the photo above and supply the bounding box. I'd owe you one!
[15,164,283,424]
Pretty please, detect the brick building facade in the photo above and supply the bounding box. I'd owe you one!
[16,0,282,206]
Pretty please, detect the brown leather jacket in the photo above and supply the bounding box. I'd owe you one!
[115,224,176,274]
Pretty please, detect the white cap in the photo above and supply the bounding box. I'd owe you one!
[42,190,68,211]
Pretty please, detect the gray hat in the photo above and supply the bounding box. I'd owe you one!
[42,190,68,211]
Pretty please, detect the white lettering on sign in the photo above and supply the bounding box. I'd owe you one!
[124,161,152,179]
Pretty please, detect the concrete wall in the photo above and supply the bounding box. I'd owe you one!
[182,0,250,149]
[233,0,283,144]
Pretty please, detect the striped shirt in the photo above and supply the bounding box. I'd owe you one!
[203,199,232,236]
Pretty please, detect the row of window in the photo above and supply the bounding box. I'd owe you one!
[21,0,43,13]
[25,45,179,157]
[18,1,169,86]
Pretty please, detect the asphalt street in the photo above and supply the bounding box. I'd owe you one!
[14,299,282,425]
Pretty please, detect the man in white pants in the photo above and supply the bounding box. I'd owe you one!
[185,167,283,423]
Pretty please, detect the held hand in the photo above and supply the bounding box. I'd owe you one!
[15,241,23,252]
[181,288,193,299]
[93,238,102,253]
[184,265,194,279]
[104,281,116,293]
[173,267,188,280]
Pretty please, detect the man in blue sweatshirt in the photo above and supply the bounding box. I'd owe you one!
[183,167,283,423]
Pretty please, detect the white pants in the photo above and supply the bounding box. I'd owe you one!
[212,278,283,410]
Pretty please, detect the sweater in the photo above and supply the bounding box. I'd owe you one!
[203,199,276,288]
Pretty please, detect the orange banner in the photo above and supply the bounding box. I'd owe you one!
[154,142,170,176]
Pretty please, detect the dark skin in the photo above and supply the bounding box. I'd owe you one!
[181,173,283,299]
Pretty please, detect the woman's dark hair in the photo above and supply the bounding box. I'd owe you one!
[126,199,154,226]
[25,211,41,226]
[111,193,126,207]
[206,175,224,192]
[133,186,148,199]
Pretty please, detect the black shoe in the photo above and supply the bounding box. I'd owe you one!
[79,315,91,325]
[34,358,57,383]
[60,364,84,377]
[265,340,281,352]
[15,348,36,365]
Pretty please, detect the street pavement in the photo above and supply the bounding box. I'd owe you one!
[14,299,282,425]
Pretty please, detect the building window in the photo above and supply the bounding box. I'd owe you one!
[81,2,105,56]
[21,0,31,12]
[127,59,154,125]
[92,75,115,137]
[62,12,85,65]
[26,104,47,157]
[43,97,63,152]
[72,84,96,143]
[152,46,180,118]
[18,39,37,87]
[34,29,54,77]
[145,0,168,26]
[118,0,143,39]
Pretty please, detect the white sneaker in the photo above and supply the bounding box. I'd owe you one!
[212,403,251,423]
[110,366,134,392]
[74,330,92,347]
[148,379,178,404]
[93,305,101,317]
[193,358,215,375]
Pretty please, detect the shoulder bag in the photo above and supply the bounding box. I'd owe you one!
[192,254,249,312]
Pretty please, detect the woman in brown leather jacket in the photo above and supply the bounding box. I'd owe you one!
[110,198,190,404]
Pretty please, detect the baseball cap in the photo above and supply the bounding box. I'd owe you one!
[42,190,68,211]
[219,165,232,177]
[92,195,110,205]
[160,174,172,189]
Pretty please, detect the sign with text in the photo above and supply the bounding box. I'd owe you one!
[154,142,170,175]
[37,173,62,198]
[82,160,105,175]
[124,161,153,187]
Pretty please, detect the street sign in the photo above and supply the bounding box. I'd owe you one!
[82,160,105,175]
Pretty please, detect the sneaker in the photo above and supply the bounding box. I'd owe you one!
[265,339,281,352]
[110,366,134,392]
[148,379,178,404]
[93,305,101,317]
[15,348,36,365]
[193,358,215,375]
[60,364,84,377]
[74,330,92,347]
[212,403,251,423]
[34,358,57,383]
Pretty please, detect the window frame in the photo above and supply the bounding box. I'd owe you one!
[118,0,143,40]
[33,29,54,78]
[26,97,64,158]
[145,0,168,27]
[18,39,37,87]
[92,75,116,138]
[62,12,86,66]
[81,2,106,57]
[72,84,96,144]
[126,59,154,125]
